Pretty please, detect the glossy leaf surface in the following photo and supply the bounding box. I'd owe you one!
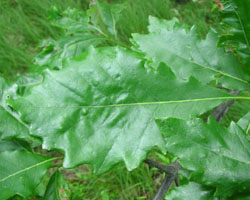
[0,150,54,200]
[157,117,250,197]
[166,182,216,200]
[9,46,242,174]
[132,17,249,90]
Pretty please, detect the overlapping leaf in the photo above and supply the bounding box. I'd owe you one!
[156,117,250,197]
[0,140,24,152]
[132,17,249,90]
[166,182,216,200]
[0,138,32,152]
[220,0,250,67]
[0,150,55,200]
[43,170,70,200]
[0,78,29,140]
[9,45,245,174]
[237,111,250,134]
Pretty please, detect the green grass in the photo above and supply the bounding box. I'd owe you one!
[111,0,175,44]
[0,0,89,80]
[0,0,221,80]
[60,151,175,200]
[65,163,157,200]
[170,0,224,37]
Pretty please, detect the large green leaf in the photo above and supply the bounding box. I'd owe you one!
[0,78,29,140]
[9,46,247,174]
[220,0,250,66]
[132,17,249,90]
[0,150,55,200]
[166,182,216,200]
[156,117,250,197]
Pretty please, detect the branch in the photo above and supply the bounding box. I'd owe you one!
[145,159,168,173]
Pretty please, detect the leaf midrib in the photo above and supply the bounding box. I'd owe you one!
[135,32,249,84]
[19,96,250,109]
[161,47,248,84]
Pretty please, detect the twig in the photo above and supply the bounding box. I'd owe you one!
[145,159,169,173]
[174,176,179,187]
[145,159,181,200]
[153,175,174,200]
[211,90,239,122]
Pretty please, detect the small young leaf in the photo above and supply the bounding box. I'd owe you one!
[43,170,70,200]
[87,1,125,39]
